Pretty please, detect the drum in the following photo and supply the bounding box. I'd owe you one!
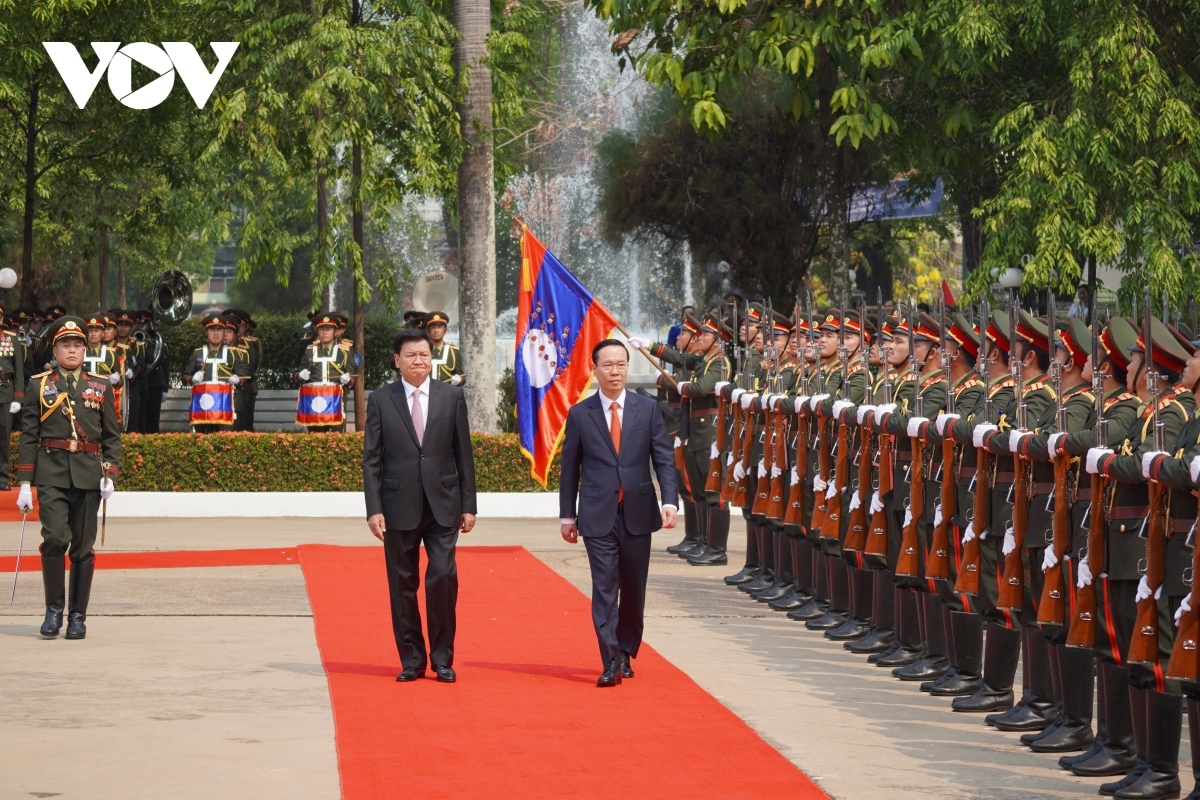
[189,382,235,426]
[297,383,344,427]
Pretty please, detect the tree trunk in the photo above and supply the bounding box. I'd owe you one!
[117,253,127,307]
[351,141,366,429]
[857,222,893,303]
[454,0,497,433]
[20,81,39,309]
[97,222,109,310]
[816,53,849,304]
[958,194,984,284]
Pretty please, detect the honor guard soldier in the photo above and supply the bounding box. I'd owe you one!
[17,316,121,640]
[110,309,140,430]
[230,310,261,431]
[425,311,464,385]
[295,312,352,432]
[83,314,120,388]
[183,314,249,432]
[403,309,427,329]
[0,315,26,490]
[220,313,253,427]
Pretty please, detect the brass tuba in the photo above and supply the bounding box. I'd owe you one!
[149,269,193,326]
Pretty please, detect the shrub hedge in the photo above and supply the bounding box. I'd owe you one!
[7,432,559,492]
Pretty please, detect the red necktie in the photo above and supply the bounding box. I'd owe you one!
[611,401,623,502]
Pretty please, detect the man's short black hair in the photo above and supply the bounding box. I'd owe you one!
[592,338,628,365]
[682,305,695,313]
[393,327,432,354]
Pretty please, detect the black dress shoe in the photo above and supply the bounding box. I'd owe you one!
[768,588,808,611]
[787,597,828,621]
[992,698,1056,731]
[597,659,622,687]
[929,670,985,697]
[725,566,760,585]
[620,653,634,679]
[434,665,456,683]
[667,536,700,554]
[740,573,774,593]
[687,549,728,566]
[825,617,869,641]
[1030,722,1094,753]
[894,654,949,682]
[677,542,708,559]
[753,581,793,602]
[1072,748,1139,777]
[868,639,902,663]
[1099,762,1148,795]
[848,628,895,654]
[875,645,923,668]
[1021,718,1062,745]
[951,684,1015,713]
[396,666,425,682]
[64,612,86,640]
[805,609,849,631]
[0,475,11,491]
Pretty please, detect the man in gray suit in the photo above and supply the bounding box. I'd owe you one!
[364,327,477,684]
[560,339,679,686]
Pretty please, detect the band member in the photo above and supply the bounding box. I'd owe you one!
[83,314,120,386]
[425,312,464,385]
[295,312,352,432]
[110,309,140,430]
[138,310,171,434]
[230,310,261,431]
[17,316,121,640]
[0,314,25,490]
[182,314,248,432]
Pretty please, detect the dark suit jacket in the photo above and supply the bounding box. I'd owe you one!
[559,390,678,537]
[363,377,478,531]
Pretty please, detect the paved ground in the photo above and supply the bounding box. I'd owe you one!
[0,516,1189,799]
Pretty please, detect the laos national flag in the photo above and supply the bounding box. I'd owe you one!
[516,226,618,487]
[297,383,345,426]
[190,382,234,426]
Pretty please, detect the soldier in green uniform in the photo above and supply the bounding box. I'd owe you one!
[83,313,120,386]
[111,309,140,432]
[183,314,250,433]
[295,312,353,433]
[426,311,465,385]
[0,313,26,491]
[17,316,122,640]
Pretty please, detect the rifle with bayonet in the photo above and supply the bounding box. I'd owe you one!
[1129,289,1168,667]
[705,306,731,496]
[732,302,758,507]
[766,310,790,520]
[820,292,853,541]
[865,289,893,559]
[783,297,809,526]
[928,296,956,581]
[897,300,926,578]
[845,295,875,554]
[1039,289,1072,626]
[956,291,992,596]
[1067,293,1108,648]
[808,294,833,534]
[721,304,746,504]
[998,289,1031,611]
[753,304,774,516]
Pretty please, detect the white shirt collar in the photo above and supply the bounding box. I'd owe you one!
[598,387,626,409]
[403,375,431,397]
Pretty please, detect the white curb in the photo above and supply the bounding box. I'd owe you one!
[100,491,563,518]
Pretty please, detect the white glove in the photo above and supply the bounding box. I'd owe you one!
[903,506,913,529]
[710,441,719,460]
[875,402,897,416]
[870,491,884,514]
[826,481,838,499]
[339,372,351,385]
[100,476,114,500]
[16,484,32,513]
[849,491,862,511]
[857,405,876,425]
[935,413,960,436]
[933,503,943,529]
[124,368,134,379]
[1041,546,1059,572]
[907,417,929,438]
[973,423,998,448]
[714,381,730,395]
[1135,574,1162,603]
[1191,455,1200,484]
[962,522,976,544]
[757,458,767,475]
[809,393,830,411]
[790,466,799,484]
[1141,450,1167,480]
[674,436,682,450]
[107,372,120,385]
[739,392,758,410]
[298,369,311,381]
[1046,432,1066,458]
[770,463,782,479]
[192,370,204,384]
[730,388,745,404]
[1176,592,1192,625]
[1086,447,1113,474]
[8,401,18,414]
[1077,556,1093,588]
[733,461,746,482]
[628,336,651,350]
[793,395,810,413]
[768,394,784,411]
[832,400,855,420]
[1009,430,1031,453]
[227,375,241,386]
[726,452,734,467]
[675,380,691,395]
[450,375,464,386]
[1002,524,1016,556]
[813,476,828,494]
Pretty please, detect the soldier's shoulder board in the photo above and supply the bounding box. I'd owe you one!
[242,335,258,343]
[30,369,51,379]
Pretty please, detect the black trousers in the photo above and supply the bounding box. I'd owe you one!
[141,388,164,433]
[383,494,459,670]
[582,509,652,665]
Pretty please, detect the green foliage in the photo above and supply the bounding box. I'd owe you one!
[5,432,558,491]
[496,366,517,432]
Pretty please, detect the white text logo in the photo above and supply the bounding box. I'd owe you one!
[43,42,239,109]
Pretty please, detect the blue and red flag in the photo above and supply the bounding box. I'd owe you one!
[296,383,345,427]
[515,226,619,487]
[189,382,235,426]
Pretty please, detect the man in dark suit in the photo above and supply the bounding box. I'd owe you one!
[560,339,679,686]
[364,327,477,684]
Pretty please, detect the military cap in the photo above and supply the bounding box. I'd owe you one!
[44,305,66,321]
[769,310,793,335]
[1099,317,1138,371]
[48,316,87,343]
[681,313,703,337]
[312,312,339,329]
[13,309,32,324]
[1059,319,1090,367]
[111,309,136,324]
[102,312,117,328]
[201,313,226,329]
[912,312,941,343]
[219,312,242,329]
[425,311,450,326]
[698,313,721,336]
[880,314,901,341]
[1131,317,1192,374]
[745,303,764,324]
[402,310,427,329]
[29,308,44,321]
[985,310,1012,354]
[946,313,981,359]
[84,312,107,329]
[1015,310,1049,352]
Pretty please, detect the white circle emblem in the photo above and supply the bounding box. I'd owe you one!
[199,393,215,411]
[521,329,557,388]
[311,396,328,413]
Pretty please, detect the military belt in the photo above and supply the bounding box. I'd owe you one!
[995,471,1015,483]
[1032,482,1055,496]
[960,467,977,479]
[40,438,100,454]
[1111,505,1148,519]
[1169,518,1195,535]
[689,408,715,418]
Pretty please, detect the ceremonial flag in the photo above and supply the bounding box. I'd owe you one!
[189,382,235,426]
[516,226,619,486]
[297,383,345,427]
[941,278,957,308]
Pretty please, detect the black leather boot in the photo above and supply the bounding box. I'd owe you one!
[1062,657,1109,768]
[848,569,895,654]
[1030,644,1095,753]
[1074,664,1139,777]
[740,527,774,591]
[667,498,701,553]
[952,621,1019,712]
[769,537,809,608]
[877,588,922,667]
[931,610,984,696]
[995,629,1057,731]
[789,549,828,618]
[751,532,791,594]
[826,565,872,640]
[1022,638,1066,745]
[1112,689,1181,799]
[39,554,65,637]
[1095,684,1148,788]
[64,560,95,640]
[688,506,731,565]
[808,556,850,630]
[896,592,950,681]
[1181,696,1200,800]
[724,513,759,583]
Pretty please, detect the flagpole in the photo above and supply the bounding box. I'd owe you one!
[613,323,679,387]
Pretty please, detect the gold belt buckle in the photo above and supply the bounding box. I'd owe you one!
[68,440,79,453]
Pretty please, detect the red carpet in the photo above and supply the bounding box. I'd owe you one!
[0,547,298,572]
[299,544,828,799]
[0,486,40,521]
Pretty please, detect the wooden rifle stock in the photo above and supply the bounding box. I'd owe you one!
[783,415,808,526]
[1037,453,1073,627]
[1067,472,1108,648]
[895,436,926,577]
[752,402,772,516]
[844,424,874,553]
[705,393,727,495]
[1167,511,1200,681]
[927,435,957,581]
[732,403,755,507]
[864,430,892,557]
[955,446,989,596]
[767,413,787,520]
[997,454,1030,610]
[809,416,831,532]
[820,416,850,541]
[1128,482,1166,666]
[721,403,743,504]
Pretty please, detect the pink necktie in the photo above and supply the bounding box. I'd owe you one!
[411,389,425,446]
